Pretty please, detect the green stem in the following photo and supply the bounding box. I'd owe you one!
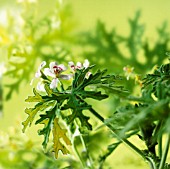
[89,108,146,160]
[75,120,94,169]
[158,134,170,169]
[147,157,157,169]
[73,138,86,168]
[158,135,162,159]
[79,132,94,168]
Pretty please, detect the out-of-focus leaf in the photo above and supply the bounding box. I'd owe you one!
[99,141,121,167]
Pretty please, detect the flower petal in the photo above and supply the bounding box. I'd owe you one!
[44,68,56,78]
[50,78,59,89]
[50,62,58,71]
[37,82,46,92]
[68,61,74,67]
[76,62,82,69]
[35,71,41,78]
[35,61,46,78]
[58,64,67,71]
[40,61,46,69]
[83,59,89,68]
[60,74,72,80]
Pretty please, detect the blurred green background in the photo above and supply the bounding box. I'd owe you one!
[0,0,170,168]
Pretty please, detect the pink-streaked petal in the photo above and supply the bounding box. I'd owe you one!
[50,62,58,71]
[76,62,82,68]
[44,68,56,78]
[83,59,89,68]
[60,74,72,80]
[58,64,67,71]
[68,61,74,67]
[50,78,59,89]
[68,61,76,70]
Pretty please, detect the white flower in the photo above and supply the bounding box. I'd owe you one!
[35,61,46,78]
[44,62,71,89]
[30,61,46,85]
[68,59,90,71]
[44,62,67,78]
[50,78,60,89]
[83,59,90,69]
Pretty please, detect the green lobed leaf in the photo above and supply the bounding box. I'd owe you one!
[36,107,57,149]
[78,90,108,100]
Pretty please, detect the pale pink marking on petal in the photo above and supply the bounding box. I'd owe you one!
[58,64,67,71]
[68,61,76,70]
[50,62,58,71]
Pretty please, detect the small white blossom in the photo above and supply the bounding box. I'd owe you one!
[68,59,90,71]
[83,59,90,69]
[44,62,71,89]
[35,61,46,78]
[44,62,67,78]
[30,61,46,85]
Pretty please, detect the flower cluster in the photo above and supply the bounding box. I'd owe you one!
[123,65,142,87]
[31,59,90,91]
[123,65,134,80]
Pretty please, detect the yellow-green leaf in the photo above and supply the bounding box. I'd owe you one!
[52,118,72,158]
[22,105,41,133]
[25,88,44,102]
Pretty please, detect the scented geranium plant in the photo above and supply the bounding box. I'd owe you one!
[23,59,170,169]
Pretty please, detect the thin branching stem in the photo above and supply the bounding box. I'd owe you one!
[147,157,157,169]
[79,132,94,169]
[74,120,94,169]
[72,138,86,168]
[89,108,146,160]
